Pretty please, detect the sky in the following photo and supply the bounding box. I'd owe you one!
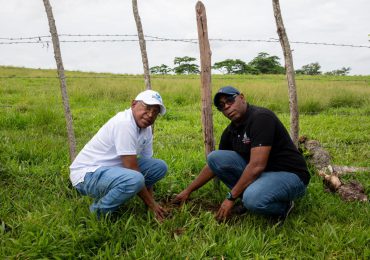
[0,0,369,75]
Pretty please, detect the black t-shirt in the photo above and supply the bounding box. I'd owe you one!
[219,104,310,185]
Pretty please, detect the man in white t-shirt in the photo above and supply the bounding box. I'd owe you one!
[70,90,168,220]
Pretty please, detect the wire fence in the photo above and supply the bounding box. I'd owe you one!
[1,33,369,79]
[1,35,368,163]
[0,75,369,83]
[1,33,369,82]
[1,35,368,115]
[1,34,370,49]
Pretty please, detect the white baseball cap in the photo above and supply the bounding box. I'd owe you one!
[135,90,166,115]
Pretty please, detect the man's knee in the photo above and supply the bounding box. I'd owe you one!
[206,150,223,169]
[156,159,168,178]
[147,159,168,182]
[124,173,145,193]
[242,190,265,213]
[207,150,222,162]
[132,173,145,192]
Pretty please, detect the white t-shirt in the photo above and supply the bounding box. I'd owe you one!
[69,109,153,186]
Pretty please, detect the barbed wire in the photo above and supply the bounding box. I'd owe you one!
[0,34,369,48]
[0,75,368,83]
[0,34,137,40]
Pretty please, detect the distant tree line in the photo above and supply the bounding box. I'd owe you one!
[150,52,351,76]
[295,62,351,76]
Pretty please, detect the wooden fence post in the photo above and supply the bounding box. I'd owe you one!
[272,0,299,147]
[42,0,77,161]
[132,0,151,90]
[196,1,217,187]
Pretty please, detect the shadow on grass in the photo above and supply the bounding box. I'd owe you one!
[0,219,12,233]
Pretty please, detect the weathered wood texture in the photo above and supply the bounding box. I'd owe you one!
[272,0,299,147]
[196,1,215,157]
[132,0,151,90]
[299,136,369,175]
[42,0,76,161]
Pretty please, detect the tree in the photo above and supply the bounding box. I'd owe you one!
[213,59,242,74]
[248,52,285,74]
[213,59,260,74]
[173,56,200,74]
[324,67,351,76]
[296,62,322,75]
[150,64,172,75]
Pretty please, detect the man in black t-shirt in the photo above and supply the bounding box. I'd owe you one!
[174,86,310,221]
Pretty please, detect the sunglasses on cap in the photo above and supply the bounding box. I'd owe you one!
[216,94,238,111]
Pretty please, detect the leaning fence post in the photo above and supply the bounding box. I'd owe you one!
[132,0,151,90]
[42,0,77,162]
[272,0,299,147]
[196,1,218,188]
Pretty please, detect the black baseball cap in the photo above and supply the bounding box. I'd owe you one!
[213,86,241,107]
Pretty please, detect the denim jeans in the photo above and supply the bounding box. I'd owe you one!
[75,158,167,215]
[207,150,306,217]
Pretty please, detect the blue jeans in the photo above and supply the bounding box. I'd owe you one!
[207,150,307,217]
[75,158,167,215]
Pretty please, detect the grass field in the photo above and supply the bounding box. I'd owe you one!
[0,66,369,258]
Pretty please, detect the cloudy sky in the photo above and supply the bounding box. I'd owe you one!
[1,0,369,75]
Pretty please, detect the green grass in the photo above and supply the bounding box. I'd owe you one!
[1,66,369,258]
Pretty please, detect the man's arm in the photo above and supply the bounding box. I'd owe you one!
[121,155,167,221]
[173,164,215,204]
[216,146,271,220]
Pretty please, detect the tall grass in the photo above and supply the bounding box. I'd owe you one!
[1,66,369,258]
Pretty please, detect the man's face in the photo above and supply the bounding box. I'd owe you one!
[131,101,160,128]
[217,94,246,123]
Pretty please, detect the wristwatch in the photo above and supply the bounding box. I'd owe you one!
[226,191,236,201]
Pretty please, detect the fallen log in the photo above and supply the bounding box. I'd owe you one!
[338,181,368,202]
[299,136,369,174]
[299,136,369,202]
[318,166,341,192]
[332,165,370,176]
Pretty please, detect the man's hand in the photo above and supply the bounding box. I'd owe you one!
[172,189,191,205]
[216,199,235,221]
[149,202,168,222]
[172,165,215,205]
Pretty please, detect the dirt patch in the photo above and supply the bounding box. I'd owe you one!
[158,195,220,215]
